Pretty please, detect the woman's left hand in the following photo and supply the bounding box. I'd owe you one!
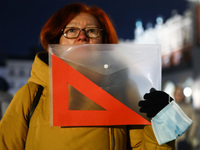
[138,88,174,118]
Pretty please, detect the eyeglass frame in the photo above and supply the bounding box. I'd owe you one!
[61,27,103,39]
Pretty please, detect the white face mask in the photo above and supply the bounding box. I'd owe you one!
[151,101,193,145]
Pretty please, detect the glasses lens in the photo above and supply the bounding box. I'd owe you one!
[64,27,79,38]
[63,27,102,39]
[86,28,101,38]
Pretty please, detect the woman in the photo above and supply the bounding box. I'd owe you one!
[0,3,180,149]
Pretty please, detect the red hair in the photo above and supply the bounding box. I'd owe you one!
[40,3,118,51]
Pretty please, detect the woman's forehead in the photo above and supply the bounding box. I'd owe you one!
[67,12,100,27]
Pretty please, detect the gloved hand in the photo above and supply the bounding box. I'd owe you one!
[138,88,174,118]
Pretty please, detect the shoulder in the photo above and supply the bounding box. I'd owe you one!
[13,83,38,101]
[5,83,40,119]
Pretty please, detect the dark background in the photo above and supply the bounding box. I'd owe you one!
[0,0,189,58]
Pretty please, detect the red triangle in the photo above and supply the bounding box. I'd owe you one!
[52,54,151,126]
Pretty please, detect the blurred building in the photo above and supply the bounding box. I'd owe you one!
[6,59,32,95]
[120,0,200,110]
[0,58,33,96]
[120,2,200,149]
[0,46,42,95]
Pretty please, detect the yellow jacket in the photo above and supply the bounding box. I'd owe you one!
[0,52,175,150]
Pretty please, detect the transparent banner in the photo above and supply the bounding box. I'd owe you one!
[49,44,161,126]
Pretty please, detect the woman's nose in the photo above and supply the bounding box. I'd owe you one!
[77,30,89,41]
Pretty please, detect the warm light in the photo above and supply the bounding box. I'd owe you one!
[183,87,192,97]
[104,64,109,69]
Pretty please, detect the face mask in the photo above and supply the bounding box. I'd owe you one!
[151,101,193,145]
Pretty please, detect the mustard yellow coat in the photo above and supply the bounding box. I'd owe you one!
[0,52,175,150]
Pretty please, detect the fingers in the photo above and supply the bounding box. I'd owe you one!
[139,88,174,118]
[150,87,157,92]
[138,99,157,107]
[143,93,150,99]
[139,106,160,118]
[144,91,169,100]
[138,100,147,107]
[143,88,156,99]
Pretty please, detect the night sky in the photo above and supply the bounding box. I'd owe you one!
[0,0,189,59]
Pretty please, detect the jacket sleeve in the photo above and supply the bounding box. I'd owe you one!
[128,125,175,150]
[0,83,36,150]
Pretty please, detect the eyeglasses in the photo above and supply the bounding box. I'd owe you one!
[62,27,103,39]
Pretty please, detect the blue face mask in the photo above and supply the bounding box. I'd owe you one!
[151,101,193,145]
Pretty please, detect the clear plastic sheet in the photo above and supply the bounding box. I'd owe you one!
[49,44,161,126]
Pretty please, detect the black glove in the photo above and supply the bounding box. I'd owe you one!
[138,88,174,118]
